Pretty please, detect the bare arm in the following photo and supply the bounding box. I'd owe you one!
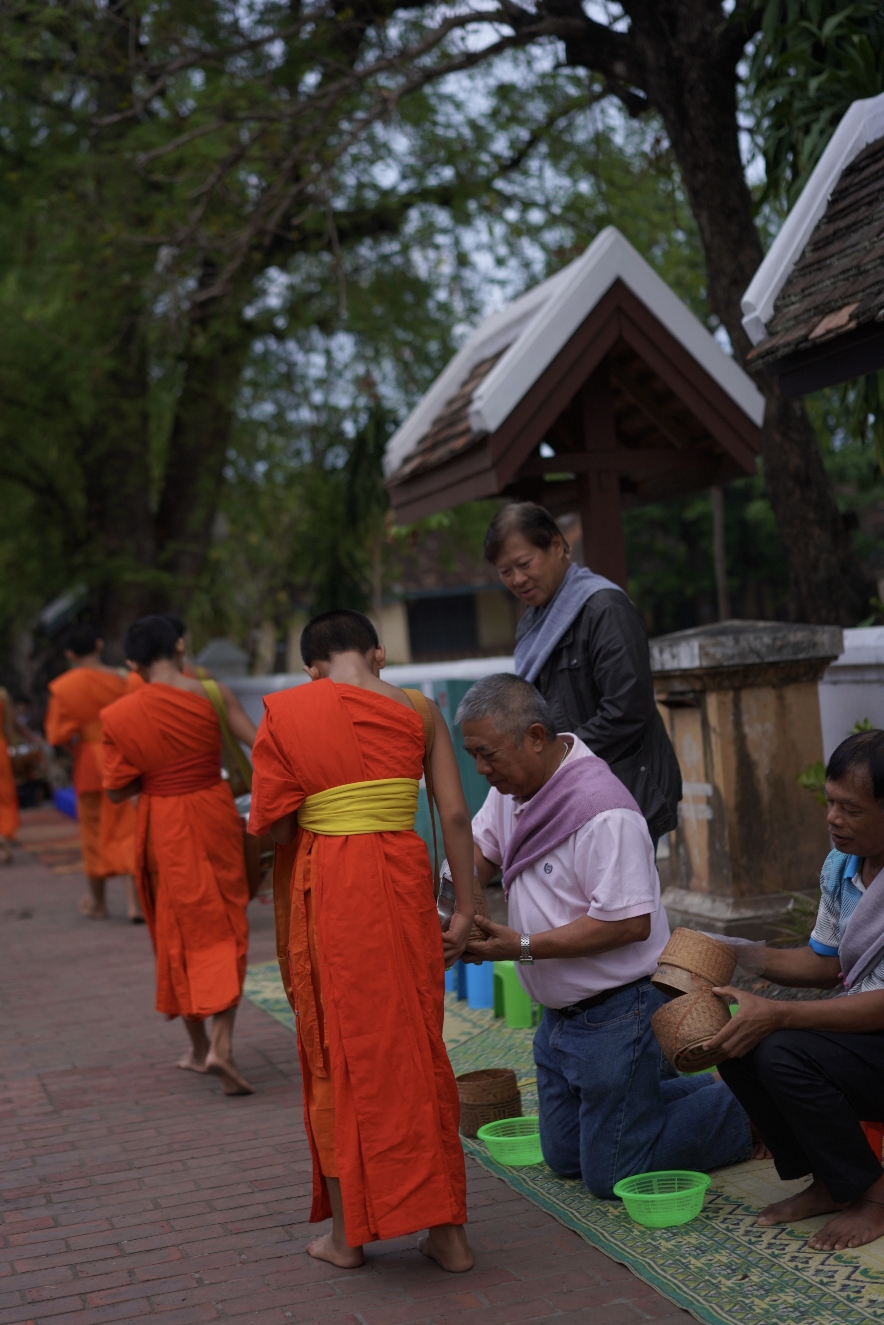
[106,778,141,803]
[706,986,884,1059]
[760,945,842,990]
[465,911,651,963]
[269,811,298,845]
[474,846,499,888]
[426,701,475,964]
[218,682,258,747]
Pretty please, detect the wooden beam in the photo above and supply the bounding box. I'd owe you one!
[575,366,628,588]
[610,369,692,449]
[518,448,713,478]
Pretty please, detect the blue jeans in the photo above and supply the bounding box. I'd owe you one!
[533,980,752,1199]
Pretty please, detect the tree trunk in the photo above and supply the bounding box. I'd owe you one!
[564,0,869,624]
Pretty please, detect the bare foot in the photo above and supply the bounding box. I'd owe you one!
[306,1232,365,1268]
[205,1051,254,1096]
[128,912,145,924]
[176,1052,208,1074]
[79,895,108,919]
[808,1199,884,1251]
[0,838,14,866]
[418,1224,473,1273]
[750,1122,773,1161]
[757,1177,845,1227]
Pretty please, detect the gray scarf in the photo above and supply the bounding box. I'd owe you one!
[840,865,884,991]
[514,562,624,684]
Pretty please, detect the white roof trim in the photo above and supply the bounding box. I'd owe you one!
[385,226,764,478]
[741,90,884,347]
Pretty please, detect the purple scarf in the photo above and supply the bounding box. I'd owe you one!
[501,756,641,895]
[840,867,884,991]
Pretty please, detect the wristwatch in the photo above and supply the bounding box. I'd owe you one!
[519,933,533,965]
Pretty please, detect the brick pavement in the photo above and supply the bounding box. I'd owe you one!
[0,811,690,1325]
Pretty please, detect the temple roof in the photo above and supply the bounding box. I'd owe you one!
[385,227,764,488]
[742,91,884,393]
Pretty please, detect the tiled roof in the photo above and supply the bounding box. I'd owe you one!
[750,138,884,368]
[388,351,506,482]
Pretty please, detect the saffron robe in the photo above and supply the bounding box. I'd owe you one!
[0,691,19,841]
[101,684,249,1019]
[45,668,135,877]
[248,680,467,1247]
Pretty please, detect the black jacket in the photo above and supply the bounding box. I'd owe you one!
[522,590,681,840]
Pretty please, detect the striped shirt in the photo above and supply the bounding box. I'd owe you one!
[810,850,884,994]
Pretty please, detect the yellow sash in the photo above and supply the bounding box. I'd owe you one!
[297,778,419,836]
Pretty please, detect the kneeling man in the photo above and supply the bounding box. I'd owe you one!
[457,674,750,1199]
[708,730,884,1252]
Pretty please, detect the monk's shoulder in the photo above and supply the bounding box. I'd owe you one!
[262,681,316,720]
[100,687,148,732]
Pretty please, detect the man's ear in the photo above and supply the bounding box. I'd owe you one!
[304,664,323,681]
[372,644,386,674]
[526,722,549,750]
[174,637,186,657]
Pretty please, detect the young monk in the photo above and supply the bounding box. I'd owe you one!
[248,609,476,1273]
[102,615,257,1095]
[45,624,142,921]
[0,686,19,864]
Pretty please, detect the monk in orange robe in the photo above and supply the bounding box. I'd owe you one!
[0,686,19,864]
[249,608,477,1273]
[102,614,257,1095]
[45,624,142,921]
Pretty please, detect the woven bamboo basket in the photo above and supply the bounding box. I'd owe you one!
[470,878,491,943]
[651,989,731,1073]
[651,963,715,998]
[459,1093,523,1139]
[456,1068,519,1105]
[656,928,736,989]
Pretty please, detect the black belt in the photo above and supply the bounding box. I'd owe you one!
[553,976,650,1019]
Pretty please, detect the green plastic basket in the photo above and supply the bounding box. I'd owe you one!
[477,1116,543,1166]
[613,1170,712,1228]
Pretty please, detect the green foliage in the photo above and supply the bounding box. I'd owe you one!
[796,761,828,805]
[751,0,884,207]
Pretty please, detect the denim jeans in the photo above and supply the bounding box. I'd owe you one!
[533,979,752,1199]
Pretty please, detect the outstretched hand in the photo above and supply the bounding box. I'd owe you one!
[464,913,521,963]
[703,986,782,1060]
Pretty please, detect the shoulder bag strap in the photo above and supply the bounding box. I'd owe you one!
[200,679,253,792]
[402,688,440,900]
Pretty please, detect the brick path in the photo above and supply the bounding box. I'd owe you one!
[0,810,690,1325]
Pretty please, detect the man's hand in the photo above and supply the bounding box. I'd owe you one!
[464,913,521,963]
[442,911,474,968]
[703,986,786,1059]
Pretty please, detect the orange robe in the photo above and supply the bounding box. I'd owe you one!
[45,668,135,877]
[249,680,467,1247]
[101,684,249,1020]
[0,693,19,841]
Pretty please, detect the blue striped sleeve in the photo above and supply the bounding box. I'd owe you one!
[809,937,840,957]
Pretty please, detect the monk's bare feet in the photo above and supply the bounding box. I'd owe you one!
[205,1051,254,1096]
[176,1052,208,1074]
[418,1224,473,1273]
[306,1231,365,1268]
[79,894,108,919]
[757,1177,845,1227]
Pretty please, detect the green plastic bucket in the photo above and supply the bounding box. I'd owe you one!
[613,1170,712,1228]
[477,1116,543,1166]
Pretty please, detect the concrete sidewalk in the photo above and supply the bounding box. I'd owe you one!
[0,809,689,1325]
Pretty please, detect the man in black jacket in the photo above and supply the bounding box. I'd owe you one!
[486,502,681,843]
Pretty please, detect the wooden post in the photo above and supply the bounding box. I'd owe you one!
[576,363,628,588]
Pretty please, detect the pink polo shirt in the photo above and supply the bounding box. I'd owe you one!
[471,735,669,1009]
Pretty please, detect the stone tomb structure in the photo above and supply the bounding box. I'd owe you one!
[652,622,842,938]
[384,227,765,588]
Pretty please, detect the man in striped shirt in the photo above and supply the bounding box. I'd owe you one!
[706,731,884,1253]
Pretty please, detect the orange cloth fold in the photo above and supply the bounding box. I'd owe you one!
[101,683,249,1020]
[249,680,466,1246]
[46,668,136,877]
[0,694,19,841]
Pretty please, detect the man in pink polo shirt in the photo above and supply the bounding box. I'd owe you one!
[455,674,750,1199]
